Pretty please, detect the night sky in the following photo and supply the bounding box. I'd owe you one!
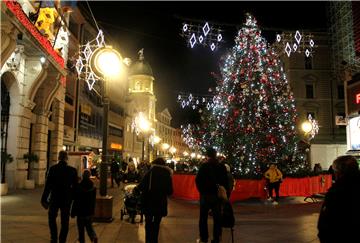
[86,1,328,127]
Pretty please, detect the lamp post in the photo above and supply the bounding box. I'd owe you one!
[301,114,319,168]
[150,135,161,160]
[89,46,123,197]
[133,112,151,161]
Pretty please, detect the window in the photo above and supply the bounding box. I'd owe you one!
[337,85,344,99]
[306,84,314,99]
[305,56,312,69]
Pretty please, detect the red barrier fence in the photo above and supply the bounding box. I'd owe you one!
[172,174,332,202]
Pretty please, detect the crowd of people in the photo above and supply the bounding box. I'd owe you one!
[41,150,359,243]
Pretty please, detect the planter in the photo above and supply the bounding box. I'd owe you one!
[1,183,8,196]
[24,179,35,189]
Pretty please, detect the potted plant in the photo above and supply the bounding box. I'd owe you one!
[23,152,39,189]
[1,151,13,195]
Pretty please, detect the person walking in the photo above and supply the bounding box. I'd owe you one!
[136,158,173,243]
[224,163,235,200]
[195,147,229,243]
[41,150,78,243]
[317,155,360,243]
[71,170,97,243]
[123,161,139,183]
[264,163,283,205]
[110,158,120,187]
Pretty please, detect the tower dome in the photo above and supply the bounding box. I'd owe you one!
[129,49,153,76]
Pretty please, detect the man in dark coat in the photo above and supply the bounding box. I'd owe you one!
[41,151,78,243]
[71,170,97,243]
[318,155,360,243]
[110,158,120,187]
[195,147,229,243]
[136,158,173,243]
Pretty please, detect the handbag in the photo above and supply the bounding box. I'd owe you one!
[217,184,228,201]
[221,201,235,228]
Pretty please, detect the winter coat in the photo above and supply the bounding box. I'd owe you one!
[136,165,173,217]
[195,158,229,196]
[41,161,78,207]
[110,161,119,174]
[264,168,283,183]
[123,171,139,183]
[71,179,96,217]
[317,171,360,243]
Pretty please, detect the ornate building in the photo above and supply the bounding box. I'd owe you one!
[1,1,70,189]
[123,50,156,162]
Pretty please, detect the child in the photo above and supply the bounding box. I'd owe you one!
[71,170,98,243]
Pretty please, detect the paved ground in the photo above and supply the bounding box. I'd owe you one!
[1,184,323,243]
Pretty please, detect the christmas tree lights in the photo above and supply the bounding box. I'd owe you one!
[181,13,308,178]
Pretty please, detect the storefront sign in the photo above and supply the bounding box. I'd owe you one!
[110,143,122,150]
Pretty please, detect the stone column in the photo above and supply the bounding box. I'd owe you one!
[50,88,65,167]
[31,112,49,186]
[13,102,35,189]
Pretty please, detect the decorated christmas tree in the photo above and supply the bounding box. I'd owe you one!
[183,14,309,178]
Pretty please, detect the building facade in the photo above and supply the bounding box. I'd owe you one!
[1,0,71,189]
[277,32,347,168]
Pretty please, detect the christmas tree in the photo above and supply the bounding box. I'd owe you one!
[184,14,309,178]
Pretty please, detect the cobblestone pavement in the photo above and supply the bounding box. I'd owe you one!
[1,185,322,243]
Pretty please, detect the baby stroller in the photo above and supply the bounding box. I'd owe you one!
[120,184,144,224]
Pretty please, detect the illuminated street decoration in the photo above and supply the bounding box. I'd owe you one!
[273,30,316,57]
[181,21,224,51]
[306,114,319,140]
[75,30,106,90]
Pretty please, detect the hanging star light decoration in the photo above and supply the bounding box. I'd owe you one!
[307,114,320,140]
[177,92,215,111]
[75,30,106,90]
[273,30,316,58]
[180,21,224,52]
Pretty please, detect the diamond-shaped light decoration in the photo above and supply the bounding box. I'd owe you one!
[217,33,222,42]
[202,97,206,103]
[190,33,196,48]
[83,42,93,61]
[276,34,281,42]
[199,35,204,43]
[305,49,310,57]
[95,30,105,47]
[189,93,193,101]
[196,99,199,105]
[203,22,210,37]
[75,58,84,75]
[295,30,302,44]
[181,100,186,108]
[206,103,211,110]
[310,39,314,47]
[210,43,216,51]
[183,23,188,32]
[86,72,97,90]
[178,95,181,100]
[192,105,196,110]
[293,43,298,52]
[285,42,292,57]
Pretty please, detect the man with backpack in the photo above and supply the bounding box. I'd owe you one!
[195,147,229,243]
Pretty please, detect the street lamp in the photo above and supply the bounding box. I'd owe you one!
[149,135,161,160]
[89,45,123,197]
[301,114,319,168]
[133,112,151,161]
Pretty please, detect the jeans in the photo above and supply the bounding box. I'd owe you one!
[48,204,71,243]
[268,181,281,201]
[199,194,222,243]
[77,216,97,243]
[145,214,162,243]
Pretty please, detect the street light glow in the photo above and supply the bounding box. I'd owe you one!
[90,46,122,78]
[169,146,177,154]
[136,112,151,132]
[301,121,313,133]
[162,143,170,150]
